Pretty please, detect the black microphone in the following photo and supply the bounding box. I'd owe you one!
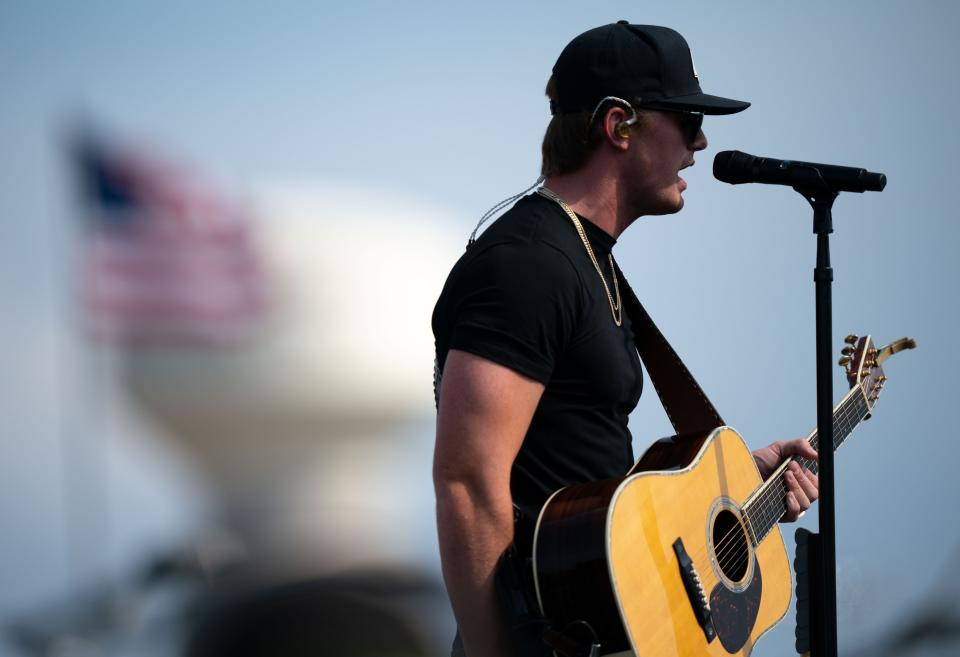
[713,150,886,193]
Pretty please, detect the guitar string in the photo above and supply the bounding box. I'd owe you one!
[746,390,866,539]
[738,387,864,542]
[717,418,843,579]
[700,397,857,572]
[698,395,867,588]
[588,370,874,593]
[714,424,838,584]
[742,408,850,548]
[698,440,826,587]
[703,394,863,578]
[687,391,868,588]
[713,390,871,587]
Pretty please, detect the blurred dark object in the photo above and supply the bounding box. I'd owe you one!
[843,605,960,657]
[185,569,436,657]
[886,612,960,654]
[3,531,246,657]
[4,530,440,657]
[842,542,960,657]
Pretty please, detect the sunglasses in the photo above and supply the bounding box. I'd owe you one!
[589,96,704,145]
[653,108,704,145]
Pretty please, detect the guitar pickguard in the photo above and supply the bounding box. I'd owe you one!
[710,563,762,653]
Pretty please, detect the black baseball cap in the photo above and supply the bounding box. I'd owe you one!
[551,21,750,116]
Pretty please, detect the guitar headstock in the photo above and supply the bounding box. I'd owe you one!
[839,334,917,416]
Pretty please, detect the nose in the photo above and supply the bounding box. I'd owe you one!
[692,128,707,152]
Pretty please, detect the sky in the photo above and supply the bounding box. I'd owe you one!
[2,1,959,656]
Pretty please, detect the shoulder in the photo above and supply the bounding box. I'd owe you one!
[432,196,591,383]
[460,194,585,288]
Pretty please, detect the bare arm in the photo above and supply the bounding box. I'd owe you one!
[433,349,545,657]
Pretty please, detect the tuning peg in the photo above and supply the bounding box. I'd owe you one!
[841,346,855,356]
[844,334,859,345]
[838,356,852,367]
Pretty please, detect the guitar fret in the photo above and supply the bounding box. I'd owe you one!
[746,386,869,542]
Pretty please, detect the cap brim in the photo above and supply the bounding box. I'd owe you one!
[645,92,750,115]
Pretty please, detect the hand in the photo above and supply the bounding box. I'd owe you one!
[752,439,819,523]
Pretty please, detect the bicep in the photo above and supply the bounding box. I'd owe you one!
[433,349,545,497]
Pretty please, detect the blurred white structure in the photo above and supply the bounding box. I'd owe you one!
[118,181,463,574]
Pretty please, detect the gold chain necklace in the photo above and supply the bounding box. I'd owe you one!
[537,187,622,326]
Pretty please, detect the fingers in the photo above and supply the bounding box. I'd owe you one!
[785,470,810,509]
[780,438,818,461]
[789,461,819,502]
[783,461,819,522]
[784,491,801,522]
[763,439,821,524]
[803,469,819,500]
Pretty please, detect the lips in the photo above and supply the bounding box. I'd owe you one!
[678,160,693,191]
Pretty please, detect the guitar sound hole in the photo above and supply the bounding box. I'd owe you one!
[712,509,749,584]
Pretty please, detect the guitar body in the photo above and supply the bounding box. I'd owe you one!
[531,334,914,655]
[533,426,792,657]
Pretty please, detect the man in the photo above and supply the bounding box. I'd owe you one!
[432,22,819,657]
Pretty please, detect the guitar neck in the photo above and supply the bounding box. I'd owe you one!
[743,384,871,544]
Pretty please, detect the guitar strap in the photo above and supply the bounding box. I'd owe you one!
[612,260,725,435]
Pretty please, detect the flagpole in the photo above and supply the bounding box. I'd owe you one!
[59,132,112,591]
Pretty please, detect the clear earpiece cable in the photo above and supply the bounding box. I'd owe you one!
[467,175,545,247]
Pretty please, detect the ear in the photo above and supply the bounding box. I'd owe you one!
[602,106,632,151]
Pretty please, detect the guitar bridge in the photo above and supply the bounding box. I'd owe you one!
[673,537,716,643]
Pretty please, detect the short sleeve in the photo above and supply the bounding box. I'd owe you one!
[445,241,583,383]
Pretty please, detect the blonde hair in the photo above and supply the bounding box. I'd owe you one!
[540,75,647,177]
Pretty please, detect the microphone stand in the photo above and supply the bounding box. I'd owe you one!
[715,151,885,656]
[796,179,839,657]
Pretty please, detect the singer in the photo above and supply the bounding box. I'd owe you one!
[432,22,820,657]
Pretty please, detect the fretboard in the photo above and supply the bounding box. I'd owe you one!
[744,385,870,544]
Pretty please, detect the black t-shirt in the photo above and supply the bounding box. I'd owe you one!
[432,192,643,519]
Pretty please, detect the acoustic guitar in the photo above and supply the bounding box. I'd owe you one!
[531,334,915,657]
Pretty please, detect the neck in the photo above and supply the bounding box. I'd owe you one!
[543,168,636,239]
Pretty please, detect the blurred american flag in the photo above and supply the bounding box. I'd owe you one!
[73,132,269,345]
